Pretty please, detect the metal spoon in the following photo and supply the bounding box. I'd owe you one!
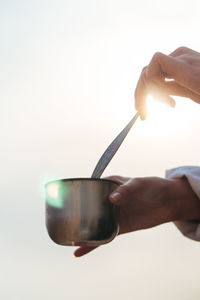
[91,112,139,178]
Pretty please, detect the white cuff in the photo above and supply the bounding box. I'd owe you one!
[165,166,200,241]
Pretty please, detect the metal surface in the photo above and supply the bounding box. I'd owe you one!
[91,112,139,178]
[45,178,119,246]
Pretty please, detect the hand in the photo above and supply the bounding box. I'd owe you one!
[135,47,200,120]
[74,175,200,257]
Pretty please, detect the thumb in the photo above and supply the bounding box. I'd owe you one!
[109,183,130,205]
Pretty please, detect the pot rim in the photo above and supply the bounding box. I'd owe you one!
[45,177,118,187]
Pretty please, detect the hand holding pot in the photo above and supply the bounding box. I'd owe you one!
[74,175,200,257]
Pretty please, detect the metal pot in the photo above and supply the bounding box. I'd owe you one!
[45,178,119,246]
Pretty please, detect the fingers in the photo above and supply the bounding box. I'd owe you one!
[170,46,191,57]
[135,53,173,119]
[134,51,194,118]
[170,46,200,57]
[105,175,130,185]
[145,52,189,88]
[74,246,98,257]
[163,81,200,104]
[109,179,133,205]
[147,81,176,107]
[150,80,200,104]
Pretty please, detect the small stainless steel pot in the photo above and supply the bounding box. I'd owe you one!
[45,178,119,246]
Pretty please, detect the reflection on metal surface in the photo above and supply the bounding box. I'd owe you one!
[47,183,58,199]
[45,178,119,246]
[45,181,67,209]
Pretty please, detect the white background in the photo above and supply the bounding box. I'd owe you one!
[1,0,200,299]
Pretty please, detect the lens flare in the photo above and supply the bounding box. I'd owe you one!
[47,183,59,199]
[45,181,64,209]
[135,95,195,138]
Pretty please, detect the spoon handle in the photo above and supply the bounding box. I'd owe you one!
[91,112,139,178]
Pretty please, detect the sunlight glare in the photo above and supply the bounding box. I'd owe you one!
[138,95,195,138]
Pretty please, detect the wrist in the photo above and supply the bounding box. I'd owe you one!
[166,177,200,221]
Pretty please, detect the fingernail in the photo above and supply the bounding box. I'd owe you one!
[73,251,80,258]
[110,192,122,202]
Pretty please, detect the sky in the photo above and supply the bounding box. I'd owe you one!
[1,0,200,299]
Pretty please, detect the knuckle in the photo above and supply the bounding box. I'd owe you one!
[123,178,144,197]
[127,177,143,188]
[106,175,126,185]
[132,177,143,185]
[138,66,147,81]
[141,66,148,80]
[151,52,163,63]
[175,46,188,54]
[106,175,117,181]
[141,66,147,74]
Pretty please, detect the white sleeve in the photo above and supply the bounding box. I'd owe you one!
[165,166,200,241]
